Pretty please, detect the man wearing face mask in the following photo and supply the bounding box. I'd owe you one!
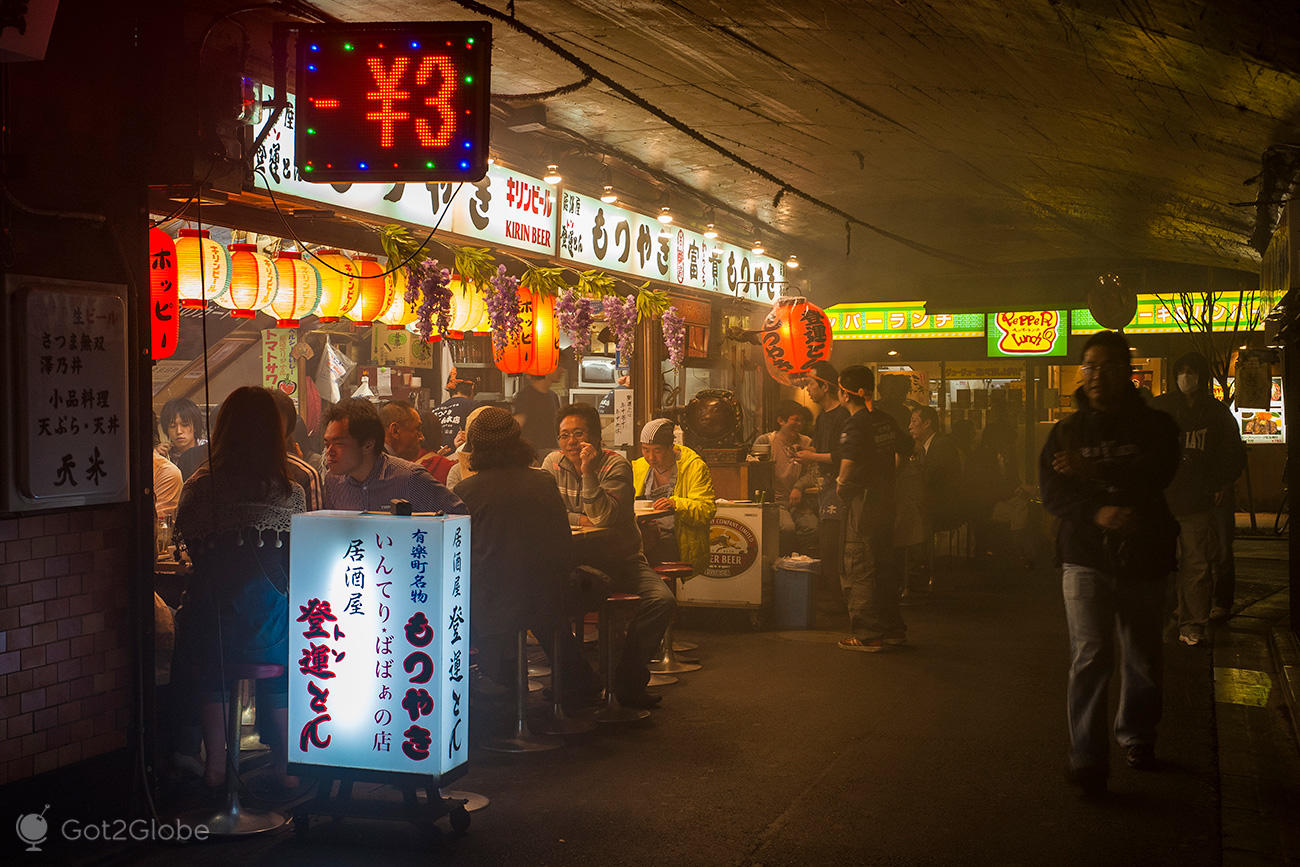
[1153,352,1245,646]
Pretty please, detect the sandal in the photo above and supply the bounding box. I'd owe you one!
[838,636,885,653]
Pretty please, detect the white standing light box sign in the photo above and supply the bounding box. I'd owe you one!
[288,512,471,781]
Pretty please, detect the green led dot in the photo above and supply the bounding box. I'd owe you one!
[343,42,354,51]
[426,161,436,168]
[303,165,313,172]
[466,37,475,45]
[306,127,316,135]
[463,74,473,84]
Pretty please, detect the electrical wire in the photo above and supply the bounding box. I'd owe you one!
[255,170,462,278]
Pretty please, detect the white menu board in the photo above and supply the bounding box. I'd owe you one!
[288,511,471,780]
[557,190,785,302]
[9,279,130,509]
[255,87,555,258]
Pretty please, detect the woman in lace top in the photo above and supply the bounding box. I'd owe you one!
[175,387,305,792]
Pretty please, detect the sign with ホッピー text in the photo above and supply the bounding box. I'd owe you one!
[294,22,491,182]
[288,511,471,780]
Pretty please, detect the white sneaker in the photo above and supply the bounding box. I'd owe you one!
[1178,633,1201,646]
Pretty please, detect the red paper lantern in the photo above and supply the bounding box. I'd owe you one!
[148,227,179,359]
[345,255,393,326]
[312,249,358,322]
[494,287,559,376]
[759,296,833,386]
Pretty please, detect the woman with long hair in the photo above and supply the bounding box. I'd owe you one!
[174,387,305,793]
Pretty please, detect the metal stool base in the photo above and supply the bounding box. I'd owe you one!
[540,715,596,736]
[672,641,698,652]
[649,659,702,674]
[180,804,286,837]
[594,703,651,724]
[646,673,678,687]
[481,733,563,753]
[441,790,490,812]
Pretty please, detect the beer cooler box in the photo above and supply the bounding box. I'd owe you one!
[678,502,779,609]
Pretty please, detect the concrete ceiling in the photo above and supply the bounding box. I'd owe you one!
[300,0,1300,307]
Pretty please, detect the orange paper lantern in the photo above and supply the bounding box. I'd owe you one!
[175,228,231,309]
[312,249,358,322]
[149,227,179,359]
[269,251,322,327]
[377,272,418,330]
[345,255,393,326]
[494,287,559,376]
[759,296,833,386]
[219,243,277,318]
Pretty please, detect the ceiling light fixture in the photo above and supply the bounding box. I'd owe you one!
[785,254,799,269]
[658,206,673,225]
[703,223,719,240]
[887,349,898,357]
[543,164,562,184]
[601,184,618,204]
[751,240,766,255]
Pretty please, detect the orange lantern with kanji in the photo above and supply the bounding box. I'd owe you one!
[312,249,358,322]
[175,228,231,309]
[759,296,833,386]
[494,286,559,376]
[269,251,322,327]
[447,276,488,337]
[218,243,277,318]
[149,227,179,358]
[377,271,418,330]
[345,255,392,326]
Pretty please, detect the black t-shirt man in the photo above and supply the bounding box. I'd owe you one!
[839,407,904,511]
[431,395,480,443]
[812,404,850,482]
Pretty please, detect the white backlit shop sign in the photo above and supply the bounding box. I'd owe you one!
[255,87,555,258]
[288,512,471,780]
[557,190,784,302]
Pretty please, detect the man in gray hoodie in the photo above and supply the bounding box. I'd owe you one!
[1153,352,1246,646]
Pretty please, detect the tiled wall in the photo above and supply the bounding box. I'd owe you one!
[0,507,132,784]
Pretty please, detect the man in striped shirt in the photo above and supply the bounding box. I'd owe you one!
[269,388,322,511]
[541,403,673,709]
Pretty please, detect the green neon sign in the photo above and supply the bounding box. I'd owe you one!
[827,303,984,340]
[987,311,1067,357]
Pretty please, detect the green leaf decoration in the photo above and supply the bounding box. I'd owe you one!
[636,284,670,321]
[520,264,568,298]
[576,269,617,298]
[453,246,495,290]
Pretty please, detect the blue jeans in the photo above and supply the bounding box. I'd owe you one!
[1061,564,1165,771]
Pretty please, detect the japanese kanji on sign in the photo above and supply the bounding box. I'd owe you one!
[288,511,471,781]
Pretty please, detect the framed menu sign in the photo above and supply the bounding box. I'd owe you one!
[4,276,130,511]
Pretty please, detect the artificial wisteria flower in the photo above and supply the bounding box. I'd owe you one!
[486,264,522,356]
[661,305,686,367]
[602,294,637,360]
[405,259,452,342]
[556,289,595,357]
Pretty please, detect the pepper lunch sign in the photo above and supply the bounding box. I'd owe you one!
[288,512,470,781]
[986,311,1067,358]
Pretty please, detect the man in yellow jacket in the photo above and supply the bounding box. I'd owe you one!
[631,418,718,574]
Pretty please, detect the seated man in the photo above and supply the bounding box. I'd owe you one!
[323,398,466,514]
[541,403,673,709]
[380,399,454,483]
[754,400,819,554]
[630,418,717,573]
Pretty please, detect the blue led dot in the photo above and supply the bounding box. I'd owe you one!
[307,64,317,71]
[462,141,471,149]
[459,160,469,170]
[359,162,368,170]
[410,41,420,49]
[309,44,320,52]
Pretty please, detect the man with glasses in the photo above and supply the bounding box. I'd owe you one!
[541,403,674,709]
[1040,330,1179,797]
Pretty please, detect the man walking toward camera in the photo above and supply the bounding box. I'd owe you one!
[1040,330,1179,797]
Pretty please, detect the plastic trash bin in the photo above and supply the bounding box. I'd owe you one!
[773,556,820,629]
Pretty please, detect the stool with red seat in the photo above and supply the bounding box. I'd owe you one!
[649,562,702,675]
[594,594,652,724]
[482,628,563,753]
[181,664,288,836]
[539,617,596,736]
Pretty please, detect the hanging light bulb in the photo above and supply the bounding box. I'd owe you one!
[751,240,766,255]
[785,254,800,269]
[543,164,562,184]
[703,223,719,240]
[600,185,618,204]
[657,206,673,225]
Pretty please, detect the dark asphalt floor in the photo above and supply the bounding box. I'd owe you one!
[108,552,1242,866]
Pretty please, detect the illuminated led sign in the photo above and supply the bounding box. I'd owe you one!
[987,311,1067,357]
[295,22,491,183]
[1070,293,1273,335]
[826,302,984,340]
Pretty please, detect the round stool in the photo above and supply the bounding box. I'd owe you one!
[180,664,288,836]
[482,629,563,753]
[540,618,596,736]
[594,594,651,724]
[650,563,701,675]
